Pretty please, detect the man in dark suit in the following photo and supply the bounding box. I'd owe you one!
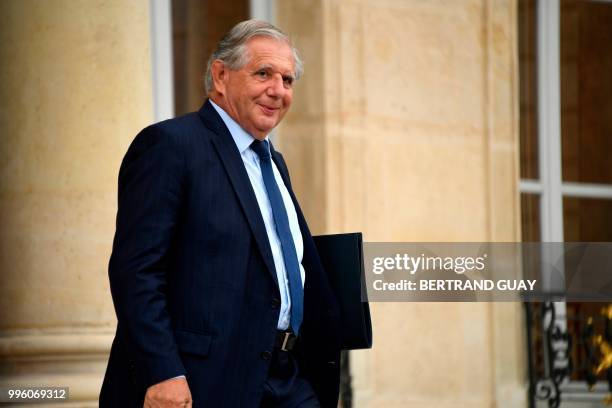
[100,20,341,408]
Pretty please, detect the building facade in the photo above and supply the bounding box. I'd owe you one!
[1,0,566,406]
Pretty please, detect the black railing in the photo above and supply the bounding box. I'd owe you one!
[339,350,353,408]
[525,302,612,407]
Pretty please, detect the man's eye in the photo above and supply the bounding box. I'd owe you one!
[256,70,268,78]
[283,76,294,87]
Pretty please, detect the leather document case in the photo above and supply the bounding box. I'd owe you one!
[313,232,373,350]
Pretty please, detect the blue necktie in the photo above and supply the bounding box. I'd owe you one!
[251,140,303,335]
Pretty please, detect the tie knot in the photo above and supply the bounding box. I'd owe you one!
[251,139,271,161]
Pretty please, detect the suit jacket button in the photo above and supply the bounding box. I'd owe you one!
[271,298,280,309]
[261,351,272,360]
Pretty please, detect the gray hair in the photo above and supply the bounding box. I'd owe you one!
[204,19,303,94]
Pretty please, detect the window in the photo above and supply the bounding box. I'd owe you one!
[519,0,612,403]
[172,0,250,116]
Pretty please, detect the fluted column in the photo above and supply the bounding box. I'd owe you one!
[0,1,153,405]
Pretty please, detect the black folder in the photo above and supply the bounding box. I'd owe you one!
[313,233,373,350]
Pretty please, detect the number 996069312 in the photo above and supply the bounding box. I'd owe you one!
[1,386,68,402]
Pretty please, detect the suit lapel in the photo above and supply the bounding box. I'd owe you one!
[270,146,312,248]
[270,147,291,190]
[197,100,278,286]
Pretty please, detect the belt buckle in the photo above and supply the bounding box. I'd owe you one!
[280,331,292,351]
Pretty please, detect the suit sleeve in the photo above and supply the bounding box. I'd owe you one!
[108,125,187,389]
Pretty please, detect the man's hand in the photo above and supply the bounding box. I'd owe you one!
[144,377,192,408]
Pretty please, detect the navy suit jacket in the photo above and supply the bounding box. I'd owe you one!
[100,100,342,407]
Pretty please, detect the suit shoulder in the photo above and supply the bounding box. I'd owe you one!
[120,114,204,176]
[152,111,203,133]
[127,112,208,155]
[148,112,208,145]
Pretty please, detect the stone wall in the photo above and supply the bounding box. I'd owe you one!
[276,1,525,406]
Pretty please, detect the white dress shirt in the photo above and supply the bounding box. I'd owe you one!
[210,100,305,330]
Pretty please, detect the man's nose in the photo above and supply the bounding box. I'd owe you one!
[266,75,285,97]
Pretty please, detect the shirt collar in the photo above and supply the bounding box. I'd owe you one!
[209,99,268,154]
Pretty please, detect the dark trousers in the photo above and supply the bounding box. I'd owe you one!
[260,349,320,408]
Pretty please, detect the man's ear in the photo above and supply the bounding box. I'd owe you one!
[211,60,227,95]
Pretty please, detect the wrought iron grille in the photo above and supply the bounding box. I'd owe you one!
[525,302,612,407]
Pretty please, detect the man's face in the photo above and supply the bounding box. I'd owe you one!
[215,37,295,140]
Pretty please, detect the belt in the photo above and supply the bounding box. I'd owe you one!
[274,330,297,352]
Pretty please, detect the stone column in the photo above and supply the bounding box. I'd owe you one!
[0,1,153,405]
[276,0,525,406]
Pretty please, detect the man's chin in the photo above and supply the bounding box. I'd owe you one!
[254,120,279,134]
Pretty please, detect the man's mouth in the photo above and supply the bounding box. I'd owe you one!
[258,103,280,115]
